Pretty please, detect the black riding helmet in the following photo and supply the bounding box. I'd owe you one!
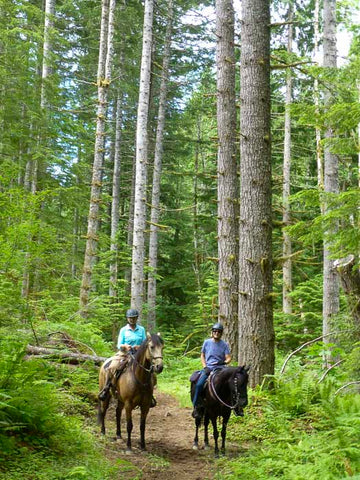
[126,308,139,318]
[211,322,224,332]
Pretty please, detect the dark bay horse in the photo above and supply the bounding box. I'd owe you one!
[191,366,249,456]
[98,333,164,452]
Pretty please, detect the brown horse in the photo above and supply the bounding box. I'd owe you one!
[191,366,249,456]
[98,333,164,452]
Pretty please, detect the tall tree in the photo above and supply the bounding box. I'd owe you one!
[147,0,174,331]
[80,0,115,314]
[238,0,274,387]
[322,0,339,363]
[109,89,124,300]
[216,0,239,356]
[282,2,294,315]
[131,0,154,317]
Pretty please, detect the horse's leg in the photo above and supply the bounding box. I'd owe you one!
[203,413,210,450]
[221,411,231,455]
[210,416,219,457]
[125,403,133,453]
[192,416,201,450]
[139,405,150,450]
[97,396,111,435]
[116,399,123,440]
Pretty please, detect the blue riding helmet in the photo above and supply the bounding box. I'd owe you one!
[126,308,139,318]
[211,322,224,332]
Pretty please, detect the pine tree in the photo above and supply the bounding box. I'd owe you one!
[238,0,274,387]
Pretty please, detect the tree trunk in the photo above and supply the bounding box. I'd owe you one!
[314,0,324,196]
[216,0,239,357]
[80,0,115,314]
[25,345,107,365]
[282,3,293,315]
[109,90,124,300]
[131,0,154,318]
[322,0,339,365]
[334,255,360,331]
[147,0,173,331]
[238,0,274,388]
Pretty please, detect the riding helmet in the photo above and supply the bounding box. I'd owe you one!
[126,308,139,318]
[211,322,224,331]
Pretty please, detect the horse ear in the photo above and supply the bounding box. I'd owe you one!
[147,332,152,340]
[245,365,251,372]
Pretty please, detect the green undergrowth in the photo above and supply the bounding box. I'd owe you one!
[0,338,124,480]
[159,355,360,479]
[216,374,360,480]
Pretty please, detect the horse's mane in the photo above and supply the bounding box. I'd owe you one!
[214,366,248,383]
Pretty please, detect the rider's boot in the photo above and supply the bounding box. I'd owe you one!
[99,379,112,401]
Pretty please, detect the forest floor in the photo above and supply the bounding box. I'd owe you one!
[97,391,243,480]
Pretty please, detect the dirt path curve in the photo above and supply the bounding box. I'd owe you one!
[100,391,239,480]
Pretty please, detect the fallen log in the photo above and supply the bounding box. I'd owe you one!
[25,345,107,365]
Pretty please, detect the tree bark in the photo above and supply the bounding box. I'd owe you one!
[216,0,239,357]
[334,255,360,330]
[282,3,293,315]
[25,345,107,365]
[80,0,115,314]
[147,0,173,331]
[238,0,274,388]
[322,0,339,364]
[131,0,154,318]
[109,89,124,300]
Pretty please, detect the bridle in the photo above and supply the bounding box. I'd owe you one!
[130,343,163,385]
[209,371,244,410]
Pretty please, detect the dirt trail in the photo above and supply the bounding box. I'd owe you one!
[99,391,241,480]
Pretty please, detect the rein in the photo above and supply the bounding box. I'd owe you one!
[130,349,163,387]
[209,371,240,409]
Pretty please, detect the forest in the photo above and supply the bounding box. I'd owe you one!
[1,0,360,478]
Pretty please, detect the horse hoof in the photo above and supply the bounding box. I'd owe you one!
[192,444,199,451]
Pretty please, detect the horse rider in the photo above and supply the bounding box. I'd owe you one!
[191,322,231,419]
[98,308,146,401]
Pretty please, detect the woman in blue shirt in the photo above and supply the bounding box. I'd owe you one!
[99,308,146,401]
[192,323,231,419]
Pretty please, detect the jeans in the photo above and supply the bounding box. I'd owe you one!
[192,369,210,407]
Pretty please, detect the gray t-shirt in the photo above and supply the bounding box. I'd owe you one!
[201,338,230,370]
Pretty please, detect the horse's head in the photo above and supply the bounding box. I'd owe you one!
[231,366,249,416]
[146,332,164,374]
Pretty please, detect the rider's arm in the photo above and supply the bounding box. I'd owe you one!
[201,352,206,368]
[224,353,231,365]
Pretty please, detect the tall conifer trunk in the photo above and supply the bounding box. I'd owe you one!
[238,0,274,387]
[80,0,115,314]
[216,0,238,356]
[322,0,339,364]
[109,90,124,300]
[282,3,293,315]
[147,0,173,331]
[131,0,154,317]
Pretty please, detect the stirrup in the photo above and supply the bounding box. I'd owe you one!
[150,396,157,408]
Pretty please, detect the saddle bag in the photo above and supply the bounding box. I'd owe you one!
[189,370,201,383]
